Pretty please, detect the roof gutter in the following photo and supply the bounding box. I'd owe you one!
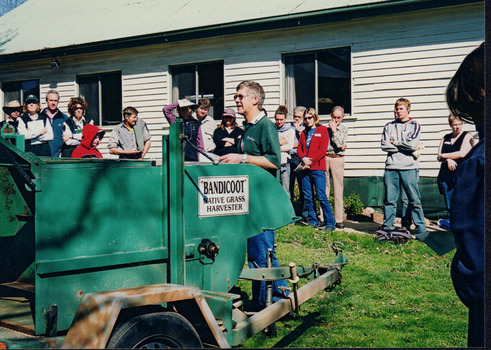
[0,0,482,64]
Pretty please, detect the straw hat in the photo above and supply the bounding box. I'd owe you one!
[178,99,196,108]
[2,100,22,114]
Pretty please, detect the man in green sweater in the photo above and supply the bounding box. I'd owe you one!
[219,80,286,309]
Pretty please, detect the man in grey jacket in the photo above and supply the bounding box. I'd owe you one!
[378,98,426,235]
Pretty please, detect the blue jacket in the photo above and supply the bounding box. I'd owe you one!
[41,108,68,157]
[450,139,484,308]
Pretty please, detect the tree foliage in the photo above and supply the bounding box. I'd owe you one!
[0,0,28,17]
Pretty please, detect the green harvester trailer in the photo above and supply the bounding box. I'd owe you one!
[0,120,348,348]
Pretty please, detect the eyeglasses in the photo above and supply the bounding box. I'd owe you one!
[304,116,314,120]
[74,107,84,111]
[233,94,248,100]
[10,109,21,113]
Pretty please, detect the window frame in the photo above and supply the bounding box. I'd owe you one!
[170,61,224,120]
[1,79,40,111]
[76,71,122,127]
[283,46,352,118]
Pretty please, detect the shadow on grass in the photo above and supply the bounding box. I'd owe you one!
[272,311,321,348]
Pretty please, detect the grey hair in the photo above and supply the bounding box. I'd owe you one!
[293,106,306,115]
[236,80,265,110]
[331,106,344,115]
[45,89,59,100]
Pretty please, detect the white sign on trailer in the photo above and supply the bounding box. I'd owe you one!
[198,176,249,217]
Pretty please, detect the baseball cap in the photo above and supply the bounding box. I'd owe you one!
[24,94,39,103]
[223,108,236,118]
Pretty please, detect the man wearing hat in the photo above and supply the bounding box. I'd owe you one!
[163,99,204,161]
[40,90,68,157]
[1,100,22,131]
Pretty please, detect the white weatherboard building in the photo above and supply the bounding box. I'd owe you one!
[0,0,484,216]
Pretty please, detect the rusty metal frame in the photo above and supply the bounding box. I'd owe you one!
[61,283,229,349]
[230,268,341,346]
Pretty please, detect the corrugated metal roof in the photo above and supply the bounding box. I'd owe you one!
[0,0,400,56]
[0,0,478,58]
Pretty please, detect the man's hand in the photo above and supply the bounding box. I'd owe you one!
[62,134,71,142]
[328,119,337,132]
[293,120,302,132]
[219,153,242,164]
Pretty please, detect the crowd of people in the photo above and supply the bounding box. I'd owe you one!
[0,78,478,233]
[0,43,484,344]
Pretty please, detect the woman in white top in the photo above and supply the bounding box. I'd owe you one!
[17,94,53,156]
[61,97,93,157]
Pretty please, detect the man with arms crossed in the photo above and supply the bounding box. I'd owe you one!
[377,98,426,236]
[40,90,68,157]
[220,80,287,310]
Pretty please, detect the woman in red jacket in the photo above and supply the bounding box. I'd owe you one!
[297,108,336,230]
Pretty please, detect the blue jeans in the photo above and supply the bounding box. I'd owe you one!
[400,169,419,228]
[280,163,290,199]
[437,170,454,216]
[247,230,288,309]
[298,170,335,227]
[290,162,308,220]
[383,169,426,233]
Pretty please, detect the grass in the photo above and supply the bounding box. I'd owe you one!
[237,224,468,348]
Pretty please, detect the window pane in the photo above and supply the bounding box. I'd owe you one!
[2,82,21,107]
[101,72,122,126]
[285,53,315,111]
[172,65,196,102]
[198,62,224,120]
[79,75,100,125]
[2,80,39,105]
[21,81,39,101]
[317,48,351,115]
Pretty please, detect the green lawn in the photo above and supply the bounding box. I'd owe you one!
[238,225,467,348]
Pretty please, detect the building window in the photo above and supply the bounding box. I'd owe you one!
[2,80,40,107]
[284,47,351,116]
[172,61,224,119]
[78,71,122,126]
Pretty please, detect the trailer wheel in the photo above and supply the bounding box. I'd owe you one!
[106,311,202,349]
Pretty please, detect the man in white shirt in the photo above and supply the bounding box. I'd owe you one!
[274,105,295,198]
[193,98,216,153]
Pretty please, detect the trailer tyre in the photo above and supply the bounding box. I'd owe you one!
[106,311,202,349]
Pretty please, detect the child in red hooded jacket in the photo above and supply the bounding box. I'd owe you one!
[71,123,105,159]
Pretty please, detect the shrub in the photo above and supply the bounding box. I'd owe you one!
[344,191,364,217]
